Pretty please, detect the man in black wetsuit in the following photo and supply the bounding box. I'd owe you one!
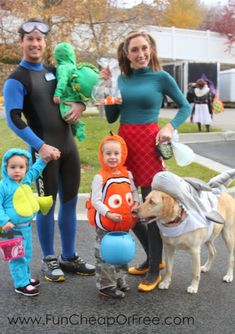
[3,18,95,282]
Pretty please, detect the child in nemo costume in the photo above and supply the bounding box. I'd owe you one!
[87,133,139,298]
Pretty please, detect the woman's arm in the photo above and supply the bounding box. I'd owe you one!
[162,72,192,129]
[157,72,192,143]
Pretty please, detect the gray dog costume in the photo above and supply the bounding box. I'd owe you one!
[151,170,235,238]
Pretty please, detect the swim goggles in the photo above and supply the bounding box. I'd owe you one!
[22,21,49,34]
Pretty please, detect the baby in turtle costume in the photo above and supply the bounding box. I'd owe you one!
[53,42,99,141]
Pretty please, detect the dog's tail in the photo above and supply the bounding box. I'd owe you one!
[208,169,235,192]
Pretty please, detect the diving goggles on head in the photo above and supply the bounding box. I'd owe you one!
[22,21,49,34]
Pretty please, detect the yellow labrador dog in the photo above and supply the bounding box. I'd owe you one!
[134,170,235,294]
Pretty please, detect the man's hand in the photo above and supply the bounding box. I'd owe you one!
[63,102,86,124]
[39,144,61,163]
[53,96,61,104]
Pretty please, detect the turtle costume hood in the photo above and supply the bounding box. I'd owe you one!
[53,42,76,66]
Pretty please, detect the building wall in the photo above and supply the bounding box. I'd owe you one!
[147,26,235,65]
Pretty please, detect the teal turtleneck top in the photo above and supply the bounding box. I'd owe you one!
[105,67,191,128]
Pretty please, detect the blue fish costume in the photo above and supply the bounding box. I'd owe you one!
[0,148,52,288]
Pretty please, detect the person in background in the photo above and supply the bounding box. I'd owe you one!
[192,79,213,132]
[101,30,192,292]
[3,18,95,283]
[186,82,196,104]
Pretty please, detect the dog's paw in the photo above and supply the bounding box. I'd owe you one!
[187,285,198,294]
[201,265,209,273]
[223,274,233,283]
[159,280,170,290]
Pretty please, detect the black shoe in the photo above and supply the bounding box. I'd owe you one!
[15,284,39,297]
[99,287,125,299]
[59,255,95,276]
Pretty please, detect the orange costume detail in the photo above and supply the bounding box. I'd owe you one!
[87,133,137,232]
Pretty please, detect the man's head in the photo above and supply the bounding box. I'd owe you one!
[18,18,49,63]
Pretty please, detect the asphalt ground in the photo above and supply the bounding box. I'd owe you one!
[0,221,234,334]
[188,140,235,169]
[0,108,235,334]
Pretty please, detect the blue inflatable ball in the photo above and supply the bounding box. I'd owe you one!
[101,231,135,265]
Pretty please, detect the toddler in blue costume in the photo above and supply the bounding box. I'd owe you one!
[0,148,52,296]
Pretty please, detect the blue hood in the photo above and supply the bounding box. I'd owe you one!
[1,148,32,179]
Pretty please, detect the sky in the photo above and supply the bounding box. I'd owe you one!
[116,0,229,8]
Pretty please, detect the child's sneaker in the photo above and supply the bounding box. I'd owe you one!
[15,284,39,297]
[99,287,125,299]
[30,278,40,288]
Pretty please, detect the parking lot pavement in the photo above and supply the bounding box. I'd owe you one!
[188,140,235,170]
[0,222,235,334]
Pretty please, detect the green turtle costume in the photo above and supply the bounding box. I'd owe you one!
[53,42,100,141]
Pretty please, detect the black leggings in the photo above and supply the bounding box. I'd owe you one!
[132,186,163,276]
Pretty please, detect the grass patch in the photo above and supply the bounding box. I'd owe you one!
[0,114,230,192]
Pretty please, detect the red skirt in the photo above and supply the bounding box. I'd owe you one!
[118,123,165,187]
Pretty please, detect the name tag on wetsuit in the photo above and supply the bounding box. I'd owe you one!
[45,72,56,81]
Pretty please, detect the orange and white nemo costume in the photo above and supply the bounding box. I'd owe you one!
[86,133,138,232]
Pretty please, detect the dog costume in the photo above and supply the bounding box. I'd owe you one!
[151,170,235,239]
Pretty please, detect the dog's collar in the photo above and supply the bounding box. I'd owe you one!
[166,207,185,225]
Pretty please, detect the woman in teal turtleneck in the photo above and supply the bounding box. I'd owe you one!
[103,31,192,292]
